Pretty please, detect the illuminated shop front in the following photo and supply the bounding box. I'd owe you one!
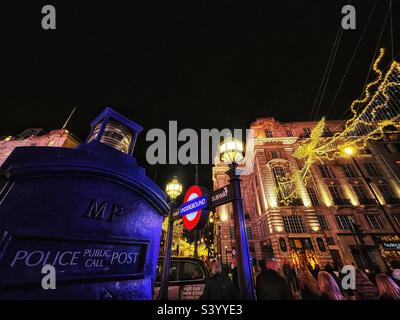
[374,235,400,268]
[288,238,319,269]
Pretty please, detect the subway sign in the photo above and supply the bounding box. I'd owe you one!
[180,185,209,230]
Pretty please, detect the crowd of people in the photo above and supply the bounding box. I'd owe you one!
[200,257,400,300]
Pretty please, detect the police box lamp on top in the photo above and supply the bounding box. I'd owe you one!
[87,107,143,155]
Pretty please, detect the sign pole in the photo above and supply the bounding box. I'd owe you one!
[227,163,255,300]
[158,201,175,300]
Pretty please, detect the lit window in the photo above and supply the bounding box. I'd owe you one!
[319,165,335,178]
[335,215,355,230]
[47,140,55,146]
[317,215,329,230]
[265,130,274,138]
[342,164,357,178]
[283,216,305,233]
[364,163,380,177]
[307,187,320,207]
[352,185,370,204]
[365,215,383,230]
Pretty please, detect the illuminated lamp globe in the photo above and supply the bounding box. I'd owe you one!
[219,137,245,165]
[165,176,183,200]
[343,147,355,156]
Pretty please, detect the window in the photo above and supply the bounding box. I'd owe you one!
[323,127,332,137]
[317,215,329,230]
[156,261,177,282]
[246,227,253,240]
[335,215,355,230]
[327,237,336,245]
[230,227,235,239]
[366,215,383,230]
[303,128,312,137]
[279,237,287,252]
[394,214,400,227]
[328,186,342,203]
[352,185,369,203]
[47,140,55,146]
[342,164,357,178]
[286,129,293,137]
[384,143,400,154]
[307,187,320,207]
[273,166,293,201]
[265,129,274,138]
[283,216,305,233]
[378,184,395,201]
[273,166,286,178]
[319,165,334,178]
[364,163,380,177]
[179,262,205,281]
[316,237,326,252]
[271,151,280,159]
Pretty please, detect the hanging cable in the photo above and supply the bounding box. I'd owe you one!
[390,0,394,59]
[325,0,379,118]
[308,12,344,121]
[332,1,392,131]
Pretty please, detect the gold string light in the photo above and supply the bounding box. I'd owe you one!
[275,48,400,205]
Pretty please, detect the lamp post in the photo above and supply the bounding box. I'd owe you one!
[158,176,182,300]
[219,137,255,300]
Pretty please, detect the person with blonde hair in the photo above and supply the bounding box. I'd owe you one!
[298,268,321,300]
[375,273,400,300]
[318,271,344,300]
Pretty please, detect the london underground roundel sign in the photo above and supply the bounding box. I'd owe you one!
[182,185,209,230]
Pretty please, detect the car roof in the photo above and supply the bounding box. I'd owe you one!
[158,257,204,262]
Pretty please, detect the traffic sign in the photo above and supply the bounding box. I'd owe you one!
[179,195,207,217]
[181,185,209,230]
[208,185,234,209]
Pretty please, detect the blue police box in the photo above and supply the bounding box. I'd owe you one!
[0,108,169,299]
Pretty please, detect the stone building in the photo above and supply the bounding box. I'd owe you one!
[0,128,80,166]
[213,118,400,272]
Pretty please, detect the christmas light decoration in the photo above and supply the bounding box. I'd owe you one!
[276,48,400,205]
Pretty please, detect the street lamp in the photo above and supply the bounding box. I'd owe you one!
[158,176,182,300]
[219,137,255,300]
[165,176,183,200]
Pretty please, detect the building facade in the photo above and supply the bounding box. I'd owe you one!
[213,118,400,272]
[0,128,80,166]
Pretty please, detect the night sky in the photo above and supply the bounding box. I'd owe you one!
[0,0,398,191]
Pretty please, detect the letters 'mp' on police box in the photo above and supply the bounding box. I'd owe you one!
[0,108,169,300]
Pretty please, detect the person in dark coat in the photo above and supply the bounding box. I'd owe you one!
[298,268,321,300]
[200,261,239,300]
[256,259,293,300]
